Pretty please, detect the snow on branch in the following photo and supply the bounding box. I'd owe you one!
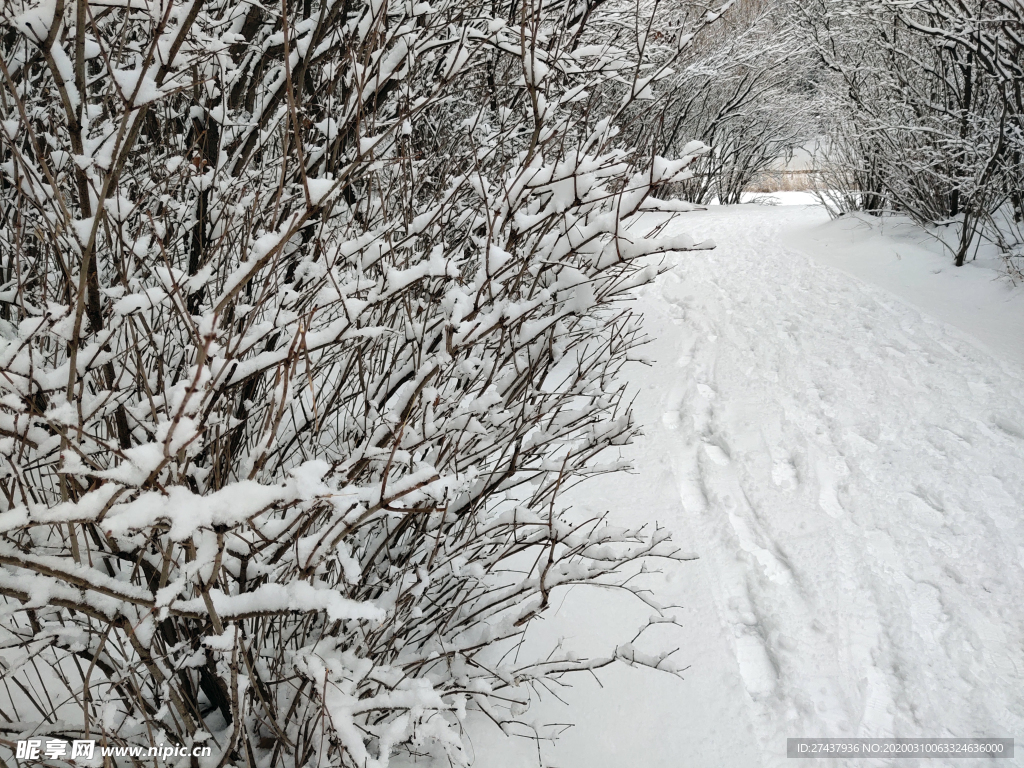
[0,0,724,764]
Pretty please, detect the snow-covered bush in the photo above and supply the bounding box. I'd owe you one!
[801,0,1024,267]
[0,0,725,764]
[650,0,815,205]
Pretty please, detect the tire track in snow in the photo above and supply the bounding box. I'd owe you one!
[653,205,1024,768]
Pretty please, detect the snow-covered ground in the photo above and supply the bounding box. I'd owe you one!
[784,211,1024,367]
[469,203,1024,768]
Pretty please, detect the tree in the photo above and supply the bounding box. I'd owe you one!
[800,0,1024,267]
[0,0,731,765]
[653,0,816,205]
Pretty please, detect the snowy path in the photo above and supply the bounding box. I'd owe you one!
[476,204,1024,768]
[651,204,1024,766]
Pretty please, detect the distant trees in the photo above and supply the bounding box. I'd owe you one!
[0,0,730,764]
[801,0,1024,267]
[654,0,817,204]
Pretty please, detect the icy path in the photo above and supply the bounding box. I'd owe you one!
[476,204,1024,768]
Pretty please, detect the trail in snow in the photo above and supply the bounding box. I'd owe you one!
[471,204,1024,768]
[655,204,1024,767]
[464,204,1024,768]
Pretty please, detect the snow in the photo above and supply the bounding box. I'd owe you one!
[711,191,821,206]
[466,203,1024,768]
[111,67,167,106]
[11,0,57,45]
[173,581,384,622]
[306,177,336,205]
[783,211,1024,368]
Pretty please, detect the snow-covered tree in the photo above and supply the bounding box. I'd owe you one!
[0,0,731,764]
[801,0,1024,267]
[653,0,816,204]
